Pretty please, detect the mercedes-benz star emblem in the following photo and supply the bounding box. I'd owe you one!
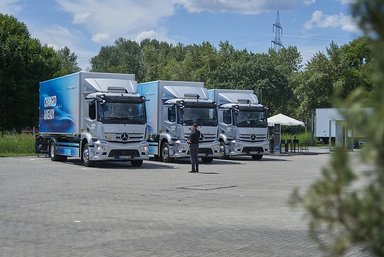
[199,134,204,140]
[121,132,129,141]
[251,134,256,141]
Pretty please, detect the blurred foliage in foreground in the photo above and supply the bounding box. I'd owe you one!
[290,0,384,256]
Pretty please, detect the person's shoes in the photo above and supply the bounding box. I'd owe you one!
[196,169,199,173]
[189,170,197,173]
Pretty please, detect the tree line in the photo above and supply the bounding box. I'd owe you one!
[90,36,374,125]
[0,13,374,132]
[0,14,80,132]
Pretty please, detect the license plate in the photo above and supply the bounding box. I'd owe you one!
[119,156,132,160]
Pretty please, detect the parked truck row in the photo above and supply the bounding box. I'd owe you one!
[36,72,269,167]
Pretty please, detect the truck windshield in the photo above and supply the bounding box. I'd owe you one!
[234,110,268,128]
[180,107,218,126]
[98,102,146,124]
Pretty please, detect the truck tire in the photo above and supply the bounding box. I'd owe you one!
[161,142,173,163]
[131,160,143,167]
[201,157,213,163]
[251,154,263,160]
[82,143,94,167]
[49,141,67,162]
[219,141,229,160]
[35,135,48,155]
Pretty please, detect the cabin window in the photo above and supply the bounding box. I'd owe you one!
[89,101,96,120]
[223,110,231,124]
[168,105,176,122]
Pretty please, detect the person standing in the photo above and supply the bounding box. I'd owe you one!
[188,123,200,173]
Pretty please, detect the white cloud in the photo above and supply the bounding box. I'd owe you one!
[178,0,316,14]
[304,10,359,33]
[73,12,92,24]
[92,33,110,43]
[56,0,177,44]
[0,0,22,15]
[55,0,318,46]
[135,29,173,43]
[29,24,93,70]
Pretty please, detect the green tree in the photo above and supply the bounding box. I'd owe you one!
[291,38,373,122]
[291,51,334,121]
[290,0,384,256]
[53,46,81,77]
[265,46,302,116]
[0,14,60,132]
[90,38,142,77]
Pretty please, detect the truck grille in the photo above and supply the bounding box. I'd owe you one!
[239,133,266,142]
[198,148,213,155]
[187,148,213,156]
[105,132,144,142]
[184,133,216,143]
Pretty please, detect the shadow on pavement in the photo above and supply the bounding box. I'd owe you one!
[196,172,220,175]
[225,156,290,162]
[63,158,176,170]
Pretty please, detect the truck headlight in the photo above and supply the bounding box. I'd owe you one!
[230,140,238,149]
[95,140,108,152]
[141,145,149,152]
[175,140,188,152]
[96,144,106,152]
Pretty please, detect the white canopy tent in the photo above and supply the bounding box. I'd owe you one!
[267,113,305,127]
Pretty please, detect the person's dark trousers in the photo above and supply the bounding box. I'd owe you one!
[189,143,199,172]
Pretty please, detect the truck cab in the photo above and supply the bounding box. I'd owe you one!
[138,81,220,163]
[208,89,269,160]
[83,91,149,166]
[37,72,149,167]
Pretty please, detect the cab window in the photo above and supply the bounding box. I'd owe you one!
[89,101,96,120]
[223,110,231,124]
[168,105,176,122]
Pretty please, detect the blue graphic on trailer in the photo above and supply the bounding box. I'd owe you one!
[39,73,79,133]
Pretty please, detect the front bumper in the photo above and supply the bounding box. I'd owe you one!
[170,140,221,158]
[226,140,269,156]
[89,140,149,161]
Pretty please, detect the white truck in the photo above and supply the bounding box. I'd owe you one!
[137,81,220,163]
[35,71,149,167]
[208,89,269,160]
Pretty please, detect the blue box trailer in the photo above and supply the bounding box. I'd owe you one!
[36,72,149,167]
[39,72,81,135]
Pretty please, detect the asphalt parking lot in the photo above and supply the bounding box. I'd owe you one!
[0,153,330,257]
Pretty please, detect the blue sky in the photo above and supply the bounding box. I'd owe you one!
[0,0,360,70]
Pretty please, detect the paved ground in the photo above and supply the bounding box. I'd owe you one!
[0,153,331,256]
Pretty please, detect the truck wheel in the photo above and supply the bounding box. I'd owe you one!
[201,157,213,163]
[82,143,94,167]
[251,154,263,160]
[35,135,48,155]
[161,142,173,163]
[219,142,229,160]
[49,141,67,162]
[131,160,143,167]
